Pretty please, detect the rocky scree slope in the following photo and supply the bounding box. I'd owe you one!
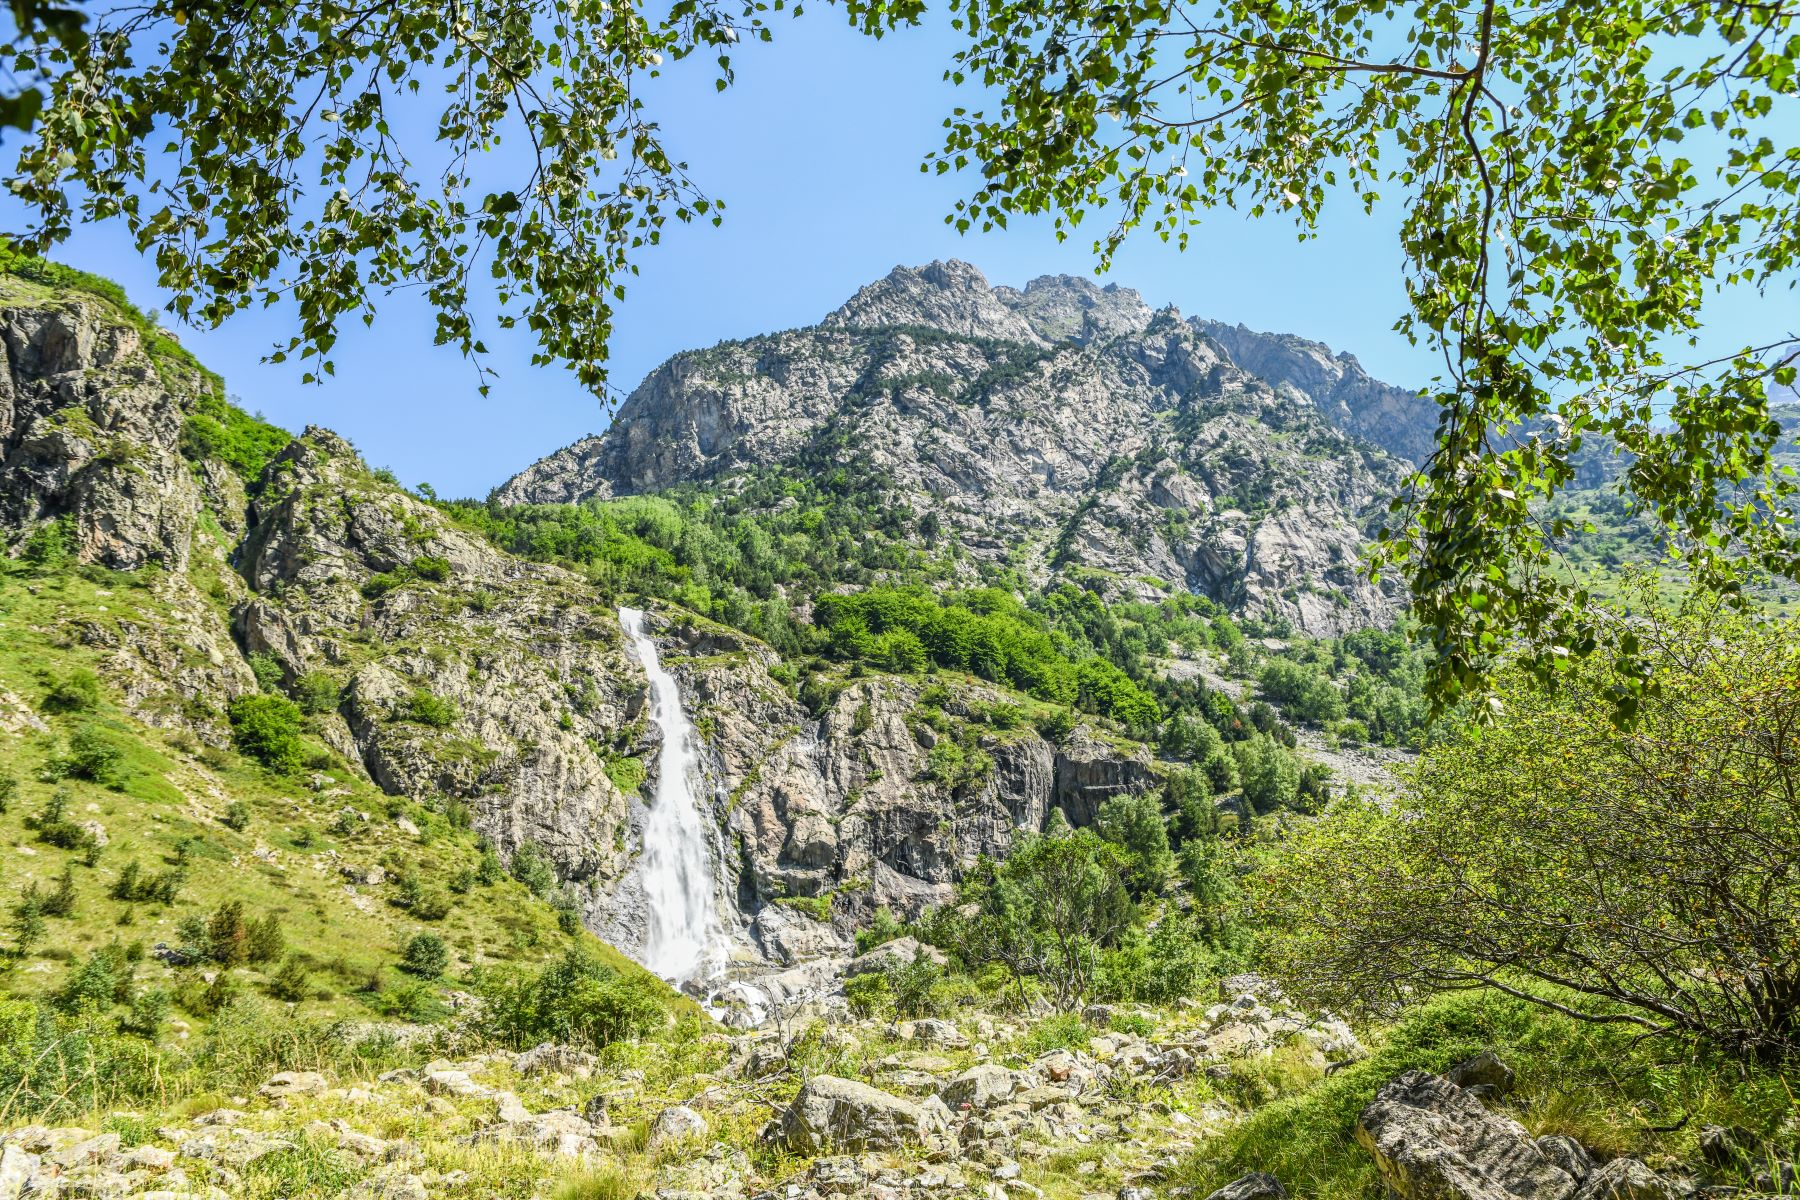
[0,275,1171,976]
[498,261,1421,636]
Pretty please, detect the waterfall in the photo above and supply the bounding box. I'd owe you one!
[618,606,726,987]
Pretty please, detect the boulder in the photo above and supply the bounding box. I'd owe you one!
[1204,1173,1288,1200]
[845,937,948,978]
[0,1144,35,1200]
[902,1018,969,1048]
[1355,1071,1578,1200]
[1447,1052,1516,1100]
[776,1076,945,1153]
[1572,1158,1682,1200]
[648,1105,707,1150]
[259,1071,329,1100]
[512,1042,598,1080]
[1536,1136,1593,1181]
[940,1065,1019,1112]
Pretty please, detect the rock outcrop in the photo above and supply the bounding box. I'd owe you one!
[775,1076,947,1153]
[498,261,1413,635]
[1355,1071,1579,1200]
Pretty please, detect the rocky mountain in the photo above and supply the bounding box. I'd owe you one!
[499,261,1427,636]
[0,268,1195,991]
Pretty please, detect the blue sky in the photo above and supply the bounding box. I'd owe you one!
[2,13,1790,497]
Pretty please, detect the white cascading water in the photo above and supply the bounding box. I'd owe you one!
[618,607,727,988]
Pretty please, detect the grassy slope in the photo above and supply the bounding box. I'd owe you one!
[0,263,691,1054]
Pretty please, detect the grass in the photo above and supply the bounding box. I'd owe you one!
[0,554,693,1119]
[1165,989,1800,1200]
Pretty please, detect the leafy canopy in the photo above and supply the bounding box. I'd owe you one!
[843,0,1800,710]
[1,0,776,391]
[1255,592,1800,1059]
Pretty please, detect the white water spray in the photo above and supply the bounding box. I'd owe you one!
[618,607,726,987]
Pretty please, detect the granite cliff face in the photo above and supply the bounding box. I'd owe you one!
[0,277,1181,975]
[499,261,1421,636]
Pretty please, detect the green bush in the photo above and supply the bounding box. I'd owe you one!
[27,788,94,849]
[1095,791,1174,897]
[400,933,450,978]
[179,393,290,484]
[60,724,124,786]
[854,906,907,954]
[228,694,306,773]
[399,690,458,729]
[268,955,311,1002]
[1020,1012,1090,1055]
[246,914,284,964]
[408,554,452,582]
[42,668,101,713]
[509,843,559,899]
[292,672,341,715]
[222,800,251,832]
[476,949,668,1050]
[0,770,15,814]
[844,972,891,1017]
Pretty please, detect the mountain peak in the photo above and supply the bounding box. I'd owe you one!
[823,261,1155,347]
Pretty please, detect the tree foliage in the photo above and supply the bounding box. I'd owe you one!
[1,0,777,391]
[846,0,1800,709]
[1257,597,1800,1058]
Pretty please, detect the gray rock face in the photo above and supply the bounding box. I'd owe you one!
[1571,1159,1681,1200]
[776,1075,945,1153]
[1355,1071,1578,1200]
[1192,319,1438,466]
[1204,1173,1289,1200]
[497,261,1412,635]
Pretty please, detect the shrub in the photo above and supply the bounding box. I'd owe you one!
[292,672,341,715]
[269,955,311,1002]
[60,724,124,786]
[206,901,249,966]
[854,906,906,954]
[123,988,171,1038]
[925,820,1136,1011]
[41,866,78,919]
[1233,733,1298,814]
[246,913,285,964]
[0,770,14,814]
[408,554,452,582]
[844,971,891,1018]
[886,957,947,1018]
[476,949,667,1049]
[400,933,450,978]
[227,694,306,774]
[247,652,285,693]
[1095,791,1174,897]
[399,689,458,729]
[11,886,45,954]
[42,668,101,713]
[221,800,251,832]
[21,516,73,571]
[509,843,559,899]
[54,945,134,1013]
[1258,598,1800,1058]
[1020,1012,1090,1055]
[27,788,93,850]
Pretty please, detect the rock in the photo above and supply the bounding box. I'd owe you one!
[845,937,949,978]
[493,1093,531,1124]
[259,1071,329,1100]
[424,1070,486,1097]
[1572,1159,1682,1200]
[1536,1136,1594,1181]
[777,1076,945,1153]
[1698,1126,1748,1168]
[903,1018,969,1048]
[512,1042,598,1079]
[1446,1052,1516,1100]
[1203,1173,1288,1200]
[47,1131,118,1170]
[649,1105,708,1150]
[941,1065,1019,1112]
[125,1145,178,1171]
[0,1144,36,1199]
[1355,1071,1578,1200]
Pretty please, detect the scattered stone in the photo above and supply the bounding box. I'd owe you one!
[1536,1135,1594,1181]
[1356,1071,1577,1200]
[1446,1051,1516,1100]
[777,1076,946,1154]
[941,1065,1019,1113]
[649,1105,708,1150]
[1573,1158,1683,1200]
[493,1093,531,1124]
[424,1070,487,1097]
[259,1071,329,1100]
[513,1042,598,1079]
[1203,1173,1288,1200]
